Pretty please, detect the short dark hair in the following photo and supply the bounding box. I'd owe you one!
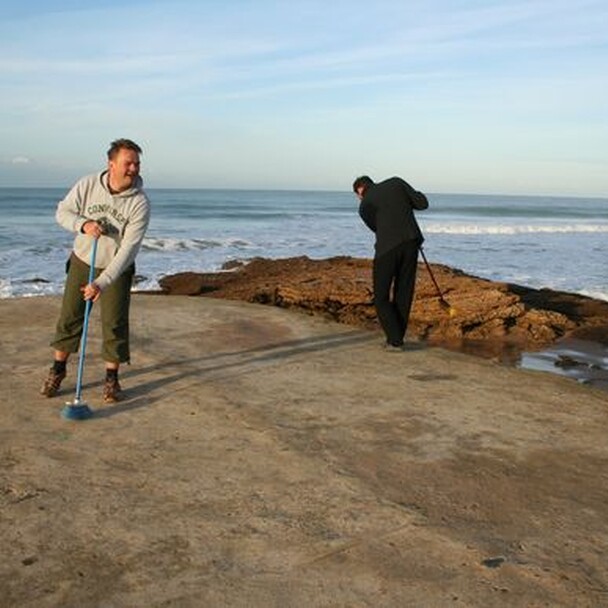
[107,138,142,160]
[352,175,374,194]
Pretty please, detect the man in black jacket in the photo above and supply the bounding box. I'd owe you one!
[353,175,429,350]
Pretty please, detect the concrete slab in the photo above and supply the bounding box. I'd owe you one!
[1,295,607,606]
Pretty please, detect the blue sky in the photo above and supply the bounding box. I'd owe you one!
[1,0,607,195]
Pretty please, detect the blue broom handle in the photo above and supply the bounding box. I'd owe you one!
[74,238,98,402]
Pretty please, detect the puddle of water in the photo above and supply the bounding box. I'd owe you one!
[429,337,608,392]
[521,338,608,391]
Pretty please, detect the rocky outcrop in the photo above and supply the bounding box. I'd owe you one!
[158,256,608,351]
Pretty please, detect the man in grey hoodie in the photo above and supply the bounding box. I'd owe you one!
[41,139,151,403]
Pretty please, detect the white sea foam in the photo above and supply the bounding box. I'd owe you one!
[0,277,60,298]
[423,223,608,235]
[142,236,253,251]
[0,278,11,298]
[579,289,608,302]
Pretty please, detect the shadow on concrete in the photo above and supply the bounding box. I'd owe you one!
[92,330,383,419]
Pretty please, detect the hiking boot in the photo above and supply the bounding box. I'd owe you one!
[103,376,122,404]
[40,368,67,398]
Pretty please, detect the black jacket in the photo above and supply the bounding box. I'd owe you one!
[359,177,428,257]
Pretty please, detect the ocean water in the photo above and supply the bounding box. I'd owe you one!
[0,187,607,301]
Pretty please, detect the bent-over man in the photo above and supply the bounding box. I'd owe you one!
[353,175,428,351]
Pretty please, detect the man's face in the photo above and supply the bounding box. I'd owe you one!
[108,148,140,192]
[355,186,366,201]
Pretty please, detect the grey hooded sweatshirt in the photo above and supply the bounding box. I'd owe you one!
[56,171,151,291]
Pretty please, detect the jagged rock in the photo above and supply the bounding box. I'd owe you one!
[158,256,608,351]
[555,356,588,369]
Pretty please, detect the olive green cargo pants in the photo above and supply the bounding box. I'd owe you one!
[51,253,135,363]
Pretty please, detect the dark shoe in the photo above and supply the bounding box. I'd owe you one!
[40,368,67,397]
[103,377,122,404]
[384,342,405,352]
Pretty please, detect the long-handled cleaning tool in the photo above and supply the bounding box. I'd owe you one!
[61,238,98,420]
[419,246,456,317]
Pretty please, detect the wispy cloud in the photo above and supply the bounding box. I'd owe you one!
[0,0,606,193]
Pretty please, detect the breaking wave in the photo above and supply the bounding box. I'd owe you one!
[423,223,608,235]
[142,237,253,252]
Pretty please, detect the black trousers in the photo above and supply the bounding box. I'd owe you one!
[373,240,420,346]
